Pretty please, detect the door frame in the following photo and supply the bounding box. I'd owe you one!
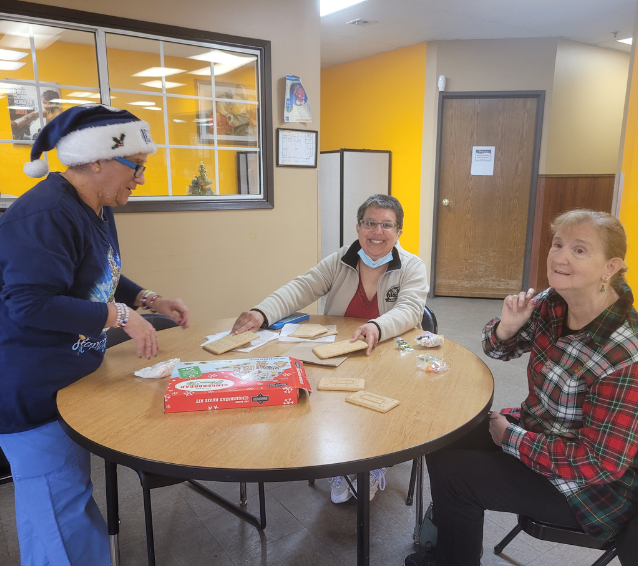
[430,90,545,297]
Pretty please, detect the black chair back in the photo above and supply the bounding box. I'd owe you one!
[421,305,438,334]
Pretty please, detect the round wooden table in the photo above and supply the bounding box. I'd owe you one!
[57,316,494,566]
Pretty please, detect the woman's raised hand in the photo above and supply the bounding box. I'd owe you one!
[151,297,189,328]
[496,288,535,341]
[232,310,264,334]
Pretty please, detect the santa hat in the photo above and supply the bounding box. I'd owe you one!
[23,103,157,178]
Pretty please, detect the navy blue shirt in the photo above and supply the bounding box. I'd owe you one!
[0,173,142,433]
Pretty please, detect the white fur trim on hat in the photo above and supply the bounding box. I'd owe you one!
[56,120,157,166]
[23,159,49,178]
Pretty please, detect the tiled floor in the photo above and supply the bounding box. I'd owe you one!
[0,297,620,565]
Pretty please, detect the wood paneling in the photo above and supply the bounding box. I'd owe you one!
[435,96,537,298]
[528,175,615,292]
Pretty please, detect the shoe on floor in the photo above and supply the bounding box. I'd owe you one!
[404,549,435,566]
[352,468,387,501]
[327,476,353,503]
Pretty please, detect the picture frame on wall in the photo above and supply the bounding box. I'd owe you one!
[276,128,318,168]
[196,79,259,147]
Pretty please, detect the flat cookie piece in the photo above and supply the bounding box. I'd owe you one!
[318,377,365,391]
[312,338,368,359]
[203,331,260,355]
[290,324,330,339]
[345,390,399,413]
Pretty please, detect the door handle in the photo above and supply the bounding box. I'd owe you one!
[442,199,449,207]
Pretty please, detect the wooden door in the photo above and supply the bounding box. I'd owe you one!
[434,95,540,298]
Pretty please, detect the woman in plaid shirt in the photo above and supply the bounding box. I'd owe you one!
[405,210,638,566]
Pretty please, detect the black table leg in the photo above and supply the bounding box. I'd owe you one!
[356,471,370,566]
[105,460,121,566]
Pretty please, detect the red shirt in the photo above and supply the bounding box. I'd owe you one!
[344,272,380,320]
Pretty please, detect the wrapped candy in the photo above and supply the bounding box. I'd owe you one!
[396,337,413,352]
[134,358,180,379]
[415,331,444,348]
[416,353,450,373]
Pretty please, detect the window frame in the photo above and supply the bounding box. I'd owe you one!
[0,0,274,212]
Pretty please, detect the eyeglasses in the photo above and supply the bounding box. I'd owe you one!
[114,156,146,178]
[359,218,398,231]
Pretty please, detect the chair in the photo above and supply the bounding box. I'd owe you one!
[493,514,624,566]
[405,306,438,543]
[0,448,11,486]
[106,314,266,566]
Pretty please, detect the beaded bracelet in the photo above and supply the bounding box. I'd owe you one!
[147,293,161,313]
[140,289,155,309]
[112,302,130,328]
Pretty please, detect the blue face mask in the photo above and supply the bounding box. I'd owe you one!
[358,248,394,269]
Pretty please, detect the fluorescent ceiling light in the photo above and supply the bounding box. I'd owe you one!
[50,98,93,104]
[144,106,162,111]
[173,119,186,123]
[132,67,185,77]
[320,0,368,17]
[194,118,213,123]
[0,48,28,61]
[0,61,25,71]
[7,105,32,110]
[189,49,254,65]
[67,91,101,99]
[618,38,633,45]
[188,67,212,76]
[140,80,185,89]
[128,101,156,106]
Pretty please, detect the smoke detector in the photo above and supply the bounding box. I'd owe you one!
[346,18,378,26]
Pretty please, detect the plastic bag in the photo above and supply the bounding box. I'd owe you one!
[416,353,450,373]
[415,331,444,348]
[134,358,180,379]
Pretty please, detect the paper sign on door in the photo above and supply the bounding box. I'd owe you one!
[471,146,495,176]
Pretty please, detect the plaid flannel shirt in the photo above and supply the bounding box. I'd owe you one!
[482,284,638,540]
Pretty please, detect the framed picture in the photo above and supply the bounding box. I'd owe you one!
[276,128,318,168]
[8,84,62,142]
[196,79,259,147]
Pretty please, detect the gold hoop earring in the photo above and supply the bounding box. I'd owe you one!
[93,166,101,173]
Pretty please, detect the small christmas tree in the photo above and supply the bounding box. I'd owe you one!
[187,161,214,195]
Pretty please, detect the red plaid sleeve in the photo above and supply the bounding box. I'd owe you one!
[503,363,638,483]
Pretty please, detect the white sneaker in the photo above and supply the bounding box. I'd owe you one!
[352,468,387,501]
[328,476,354,503]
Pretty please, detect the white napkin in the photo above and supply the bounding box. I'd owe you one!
[134,358,180,379]
[201,329,279,353]
[279,323,338,343]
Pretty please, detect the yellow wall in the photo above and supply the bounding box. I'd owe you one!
[0,38,256,198]
[321,43,427,255]
[620,23,638,290]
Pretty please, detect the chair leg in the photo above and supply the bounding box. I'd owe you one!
[141,483,156,566]
[494,524,522,555]
[240,482,247,506]
[591,545,618,566]
[406,458,418,506]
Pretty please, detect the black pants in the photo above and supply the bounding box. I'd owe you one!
[426,417,583,566]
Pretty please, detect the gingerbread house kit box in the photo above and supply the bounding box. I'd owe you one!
[164,357,311,413]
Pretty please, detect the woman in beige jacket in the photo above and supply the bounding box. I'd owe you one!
[231,194,429,504]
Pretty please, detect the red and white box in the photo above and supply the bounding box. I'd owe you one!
[164,357,311,413]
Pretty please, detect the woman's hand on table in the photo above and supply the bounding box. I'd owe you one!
[124,310,159,360]
[496,288,535,341]
[232,310,264,334]
[489,411,509,447]
[152,297,190,329]
[351,322,379,356]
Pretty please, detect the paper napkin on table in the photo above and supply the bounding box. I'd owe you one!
[201,329,278,353]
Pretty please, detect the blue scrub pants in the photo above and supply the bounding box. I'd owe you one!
[0,420,109,566]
